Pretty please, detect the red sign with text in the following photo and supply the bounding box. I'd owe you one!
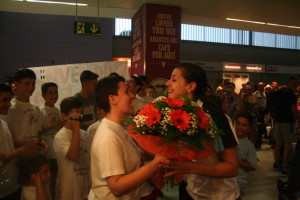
[131,4,181,82]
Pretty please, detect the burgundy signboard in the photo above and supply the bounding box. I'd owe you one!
[131,5,144,76]
[131,3,181,82]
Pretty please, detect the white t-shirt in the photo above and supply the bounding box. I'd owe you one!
[86,120,100,148]
[21,185,51,200]
[91,118,143,200]
[132,97,147,114]
[0,120,19,198]
[136,95,153,104]
[40,105,62,159]
[54,127,90,200]
[0,114,7,122]
[7,99,41,142]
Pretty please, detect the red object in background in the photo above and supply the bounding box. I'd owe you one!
[131,3,181,83]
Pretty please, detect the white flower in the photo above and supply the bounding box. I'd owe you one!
[133,115,147,127]
[152,96,166,103]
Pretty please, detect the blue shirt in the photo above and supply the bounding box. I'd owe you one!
[236,137,257,188]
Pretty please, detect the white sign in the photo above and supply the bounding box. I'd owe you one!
[29,61,128,106]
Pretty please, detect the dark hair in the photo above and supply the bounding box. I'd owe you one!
[80,70,99,84]
[109,72,120,77]
[95,76,125,113]
[175,63,207,100]
[139,75,148,84]
[130,75,142,94]
[218,79,224,85]
[0,83,13,95]
[14,68,36,82]
[147,85,156,90]
[41,82,58,93]
[205,95,222,111]
[289,75,299,82]
[236,113,254,127]
[205,84,213,94]
[60,97,83,115]
[225,82,236,90]
[17,153,49,186]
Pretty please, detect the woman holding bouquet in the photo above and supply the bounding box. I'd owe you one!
[163,63,240,200]
[90,75,166,200]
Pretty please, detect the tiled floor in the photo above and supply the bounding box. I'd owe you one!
[159,141,286,200]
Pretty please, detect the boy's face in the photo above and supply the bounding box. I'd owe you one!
[15,78,36,98]
[62,107,83,121]
[235,117,251,137]
[127,78,140,95]
[84,79,98,94]
[0,92,12,115]
[42,86,58,105]
[113,81,135,116]
[38,163,51,184]
[147,88,156,98]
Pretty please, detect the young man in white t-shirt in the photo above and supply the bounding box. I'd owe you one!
[0,83,41,200]
[39,82,64,198]
[91,76,166,200]
[54,97,90,200]
[7,69,47,150]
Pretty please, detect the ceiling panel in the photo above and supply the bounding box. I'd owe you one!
[1,0,300,36]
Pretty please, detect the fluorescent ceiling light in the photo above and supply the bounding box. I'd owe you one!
[225,66,241,69]
[267,23,300,29]
[226,18,300,29]
[246,67,261,70]
[226,18,266,25]
[15,0,88,6]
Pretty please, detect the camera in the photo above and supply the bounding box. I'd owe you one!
[70,114,93,122]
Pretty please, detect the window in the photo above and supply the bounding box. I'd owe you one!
[115,18,300,50]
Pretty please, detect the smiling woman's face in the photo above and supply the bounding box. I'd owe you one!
[165,68,192,99]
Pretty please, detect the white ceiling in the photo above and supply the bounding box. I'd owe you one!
[1,0,300,36]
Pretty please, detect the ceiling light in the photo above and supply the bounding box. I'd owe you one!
[267,23,300,29]
[226,18,300,29]
[246,66,261,70]
[15,0,88,6]
[224,65,241,69]
[226,18,266,25]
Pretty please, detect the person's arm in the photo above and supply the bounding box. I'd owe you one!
[66,130,80,162]
[39,119,64,135]
[238,143,257,171]
[31,173,47,200]
[162,146,238,178]
[238,160,256,170]
[291,105,300,122]
[106,154,165,197]
[66,118,81,162]
[0,141,40,163]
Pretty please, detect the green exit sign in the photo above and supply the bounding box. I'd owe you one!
[74,21,101,35]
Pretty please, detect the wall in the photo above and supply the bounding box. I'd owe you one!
[0,11,114,82]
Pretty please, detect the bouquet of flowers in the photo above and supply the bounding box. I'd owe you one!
[126,96,221,188]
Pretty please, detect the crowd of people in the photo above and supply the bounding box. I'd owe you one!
[0,63,299,200]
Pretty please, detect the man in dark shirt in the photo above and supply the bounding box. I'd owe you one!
[273,76,299,174]
[74,70,99,130]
